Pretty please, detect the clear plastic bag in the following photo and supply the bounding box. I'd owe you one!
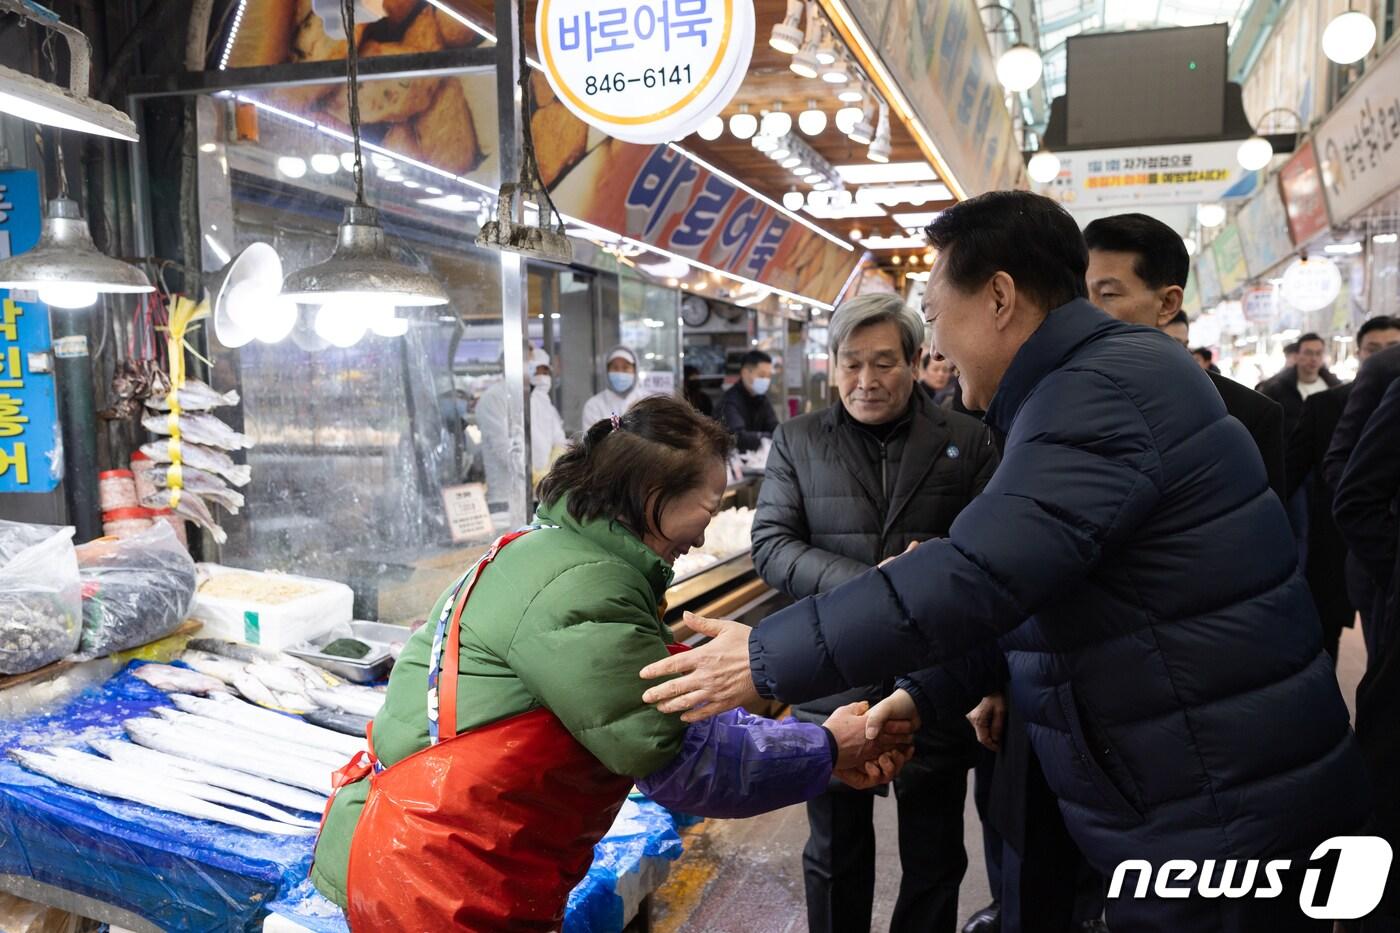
[0,521,81,676]
[75,522,197,657]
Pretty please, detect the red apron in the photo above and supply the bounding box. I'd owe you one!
[329,529,671,931]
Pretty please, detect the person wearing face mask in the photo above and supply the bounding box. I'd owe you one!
[721,350,780,452]
[581,346,646,431]
[477,346,569,510]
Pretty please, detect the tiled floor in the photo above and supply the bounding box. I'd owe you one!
[645,624,1368,932]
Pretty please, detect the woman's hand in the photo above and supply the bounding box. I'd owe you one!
[879,540,920,568]
[823,701,917,790]
[640,613,762,722]
[862,688,922,740]
[967,692,1006,751]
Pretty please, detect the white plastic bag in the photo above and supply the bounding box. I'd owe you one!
[0,520,81,675]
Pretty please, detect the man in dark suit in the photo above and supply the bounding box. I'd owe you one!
[1082,213,1285,500]
[1287,316,1400,659]
[1331,347,1400,929]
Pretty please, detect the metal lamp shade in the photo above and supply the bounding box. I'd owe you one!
[0,198,152,294]
[281,205,448,307]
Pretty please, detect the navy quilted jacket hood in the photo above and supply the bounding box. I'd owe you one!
[749,299,1369,869]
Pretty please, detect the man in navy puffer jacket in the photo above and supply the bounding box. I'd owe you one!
[643,191,1372,932]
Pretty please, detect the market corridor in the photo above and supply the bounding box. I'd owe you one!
[643,625,1370,933]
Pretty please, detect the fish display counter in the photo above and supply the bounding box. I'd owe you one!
[0,663,690,932]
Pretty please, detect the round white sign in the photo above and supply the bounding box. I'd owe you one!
[536,0,755,145]
[1281,256,1342,312]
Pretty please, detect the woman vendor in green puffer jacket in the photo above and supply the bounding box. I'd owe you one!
[311,396,915,931]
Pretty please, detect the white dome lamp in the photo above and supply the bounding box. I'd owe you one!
[798,100,828,136]
[761,103,793,138]
[835,105,864,135]
[1236,135,1274,172]
[821,52,851,85]
[696,115,725,141]
[981,4,1043,93]
[814,21,839,66]
[729,104,759,140]
[997,43,1043,93]
[782,188,806,211]
[1197,203,1227,228]
[768,0,805,55]
[790,1,824,78]
[838,77,865,104]
[1027,147,1061,184]
[1237,107,1301,172]
[1323,6,1376,65]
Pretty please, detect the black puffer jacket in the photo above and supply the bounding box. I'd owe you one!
[752,389,1000,740]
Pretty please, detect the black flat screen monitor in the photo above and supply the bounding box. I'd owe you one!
[1066,24,1228,148]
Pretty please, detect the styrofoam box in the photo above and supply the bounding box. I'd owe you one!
[189,564,353,652]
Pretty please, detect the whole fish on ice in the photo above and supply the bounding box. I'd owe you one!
[124,717,332,794]
[91,738,326,814]
[309,686,384,719]
[48,747,316,829]
[132,663,231,696]
[302,708,373,739]
[150,708,345,770]
[9,748,312,836]
[170,693,363,757]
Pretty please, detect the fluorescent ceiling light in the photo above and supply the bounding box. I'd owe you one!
[1324,242,1362,255]
[417,195,477,213]
[1374,233,1398,244]
[0,65,138,142]
[836,162,940,185]
[860,234,928,250]
[802,200,887,220]
[892,211,943,229]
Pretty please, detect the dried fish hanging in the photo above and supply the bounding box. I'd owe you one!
[99,277,171,421]
[141,297,249,544]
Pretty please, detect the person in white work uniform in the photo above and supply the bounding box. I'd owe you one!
[477,346,568,509]
[581,346,646,431]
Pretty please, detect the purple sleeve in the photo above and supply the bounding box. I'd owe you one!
[635,708,835,818]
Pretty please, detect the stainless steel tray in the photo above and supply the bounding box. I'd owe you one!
[286,621,410,684]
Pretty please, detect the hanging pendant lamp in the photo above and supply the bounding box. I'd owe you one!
[0,198,152,309]
[281,0,447,315]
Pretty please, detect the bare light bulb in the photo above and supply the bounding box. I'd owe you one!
[39,283,98,309]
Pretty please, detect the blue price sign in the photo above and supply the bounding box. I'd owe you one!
[0,169,60,494]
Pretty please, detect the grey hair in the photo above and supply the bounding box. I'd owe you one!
[829,294,926,363]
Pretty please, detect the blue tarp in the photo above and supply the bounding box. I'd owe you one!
[0,664,689,932]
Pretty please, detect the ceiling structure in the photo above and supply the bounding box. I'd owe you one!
[446,0,953,268]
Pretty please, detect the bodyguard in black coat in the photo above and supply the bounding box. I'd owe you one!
[1333,361,1400,929]
[642,193,1371,933]
[753,294,999,933]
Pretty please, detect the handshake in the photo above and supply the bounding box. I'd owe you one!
[821,690,922,790]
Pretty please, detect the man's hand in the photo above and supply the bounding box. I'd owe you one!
[878,540,920,569]
[640,613,762,722]
[967,692,1006,751]
[824,701,917,790]
[863,688,922,740]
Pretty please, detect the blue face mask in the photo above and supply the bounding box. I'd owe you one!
[750,377,771,396]
[608,371,636,394]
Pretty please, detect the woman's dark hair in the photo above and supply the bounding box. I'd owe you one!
[924,190,1088,312]
[537,395,734,537]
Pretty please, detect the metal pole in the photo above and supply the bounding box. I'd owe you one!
[495,0,531,526]
[51,308,100,542]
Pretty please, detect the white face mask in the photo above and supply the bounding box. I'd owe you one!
[531,374,552,393]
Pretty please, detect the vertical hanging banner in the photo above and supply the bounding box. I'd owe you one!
[0,170,61,494]
[535,0,755,145]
